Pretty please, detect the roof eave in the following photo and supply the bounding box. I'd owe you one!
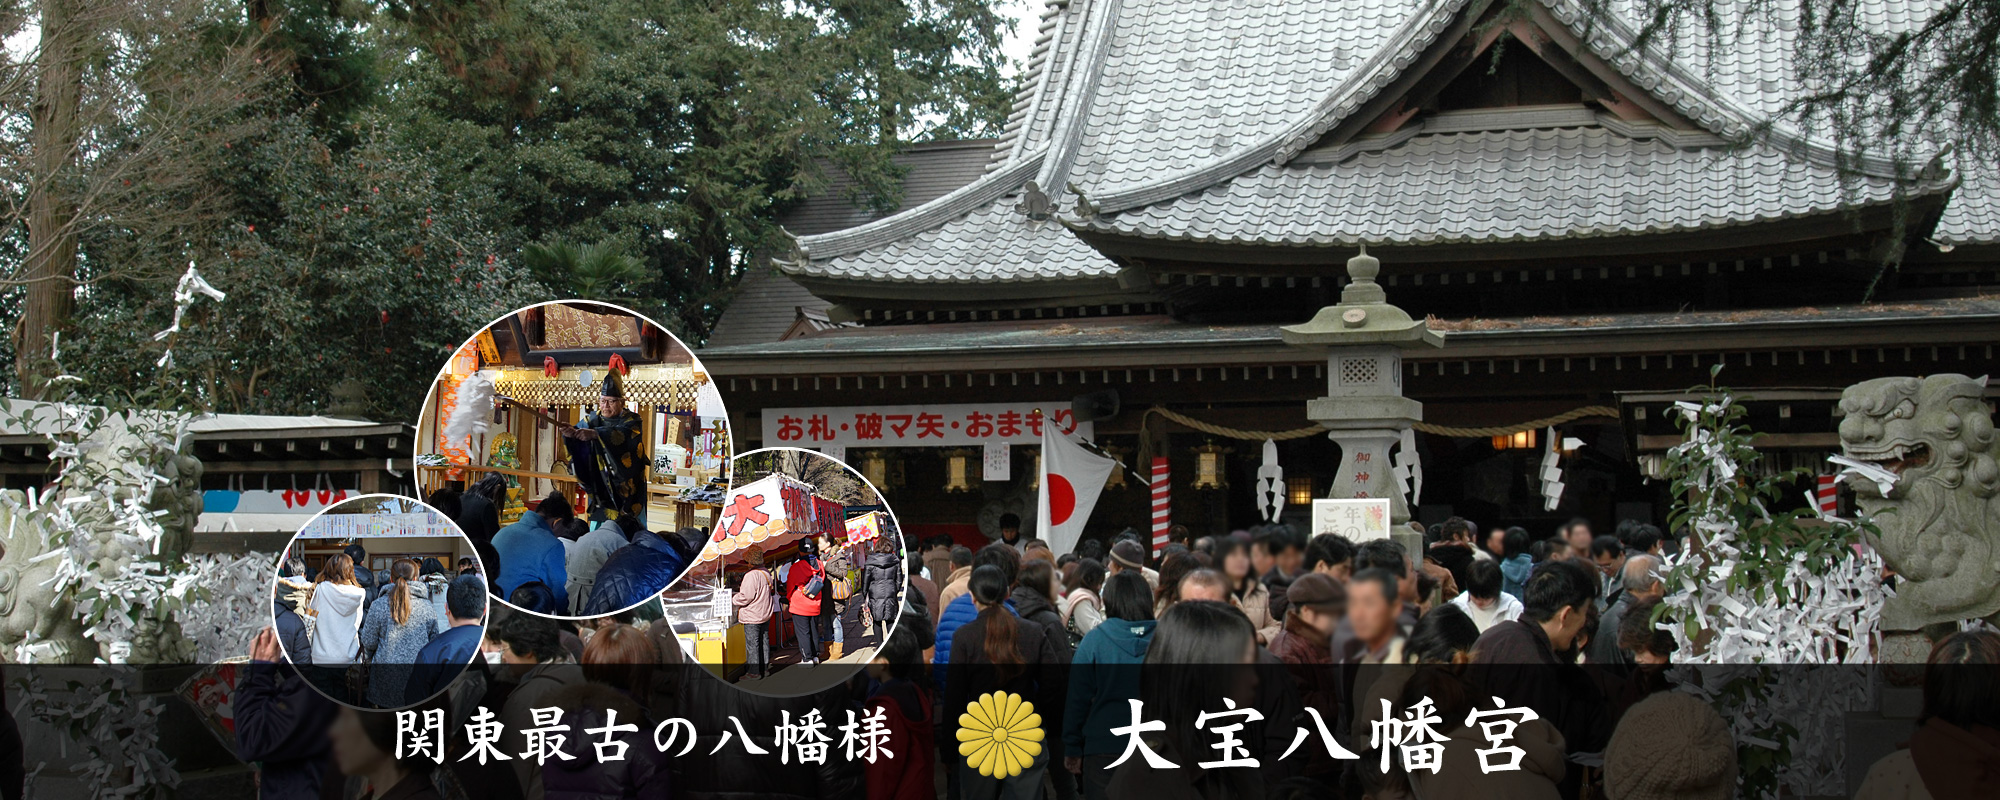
[1068,187,1955,266]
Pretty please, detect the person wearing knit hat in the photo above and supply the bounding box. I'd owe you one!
[1107,539,1160,592]
[1604,692,1737,800]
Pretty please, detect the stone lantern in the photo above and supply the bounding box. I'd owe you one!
[1281,246,1443,525]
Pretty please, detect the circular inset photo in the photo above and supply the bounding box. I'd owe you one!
[669,447,908,696]
[412,300,730,620]
[272,494,490,709]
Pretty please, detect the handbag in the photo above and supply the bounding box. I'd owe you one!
[831,574,853,601]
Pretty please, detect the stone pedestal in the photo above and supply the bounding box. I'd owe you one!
[1323,430,1410,524]
[1282,247,1442,527]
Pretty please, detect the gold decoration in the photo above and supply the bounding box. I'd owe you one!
[1193,442,1229,490]
[957,692,1044,779]
[944,449,977,493]
[543,304,641,349]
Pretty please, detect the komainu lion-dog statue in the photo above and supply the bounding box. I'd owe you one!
[1837,374,2000,661]
[0,409,203,662]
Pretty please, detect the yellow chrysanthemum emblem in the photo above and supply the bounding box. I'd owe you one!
[957,691,1044,778]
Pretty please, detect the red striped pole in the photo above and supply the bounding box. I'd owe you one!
[1150,456,1171,553]
[1816,475,1838,515]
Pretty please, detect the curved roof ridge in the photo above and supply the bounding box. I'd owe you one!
[990,0,1081,167]
[787,150,1046,264]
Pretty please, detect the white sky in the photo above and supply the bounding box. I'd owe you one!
[999,0,1040,80]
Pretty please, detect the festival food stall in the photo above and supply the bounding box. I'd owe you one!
[415,302,730,529]
[671,472,848,677]
[843,510,886,547]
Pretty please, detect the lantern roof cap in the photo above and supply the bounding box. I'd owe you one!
[1281,246,1444,349]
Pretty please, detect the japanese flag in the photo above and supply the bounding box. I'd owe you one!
[1039,423,1117,557]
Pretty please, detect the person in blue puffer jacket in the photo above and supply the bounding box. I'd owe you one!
[494,493,573,610]
[1062,571,1157,800]
[930,542,1020,691]
[579,527,694,617]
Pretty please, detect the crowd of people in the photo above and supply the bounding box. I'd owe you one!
[235,511,2000,800]
[726,533,907,681]
[868,516,1998,800]
[275,544,489,709]
[427,478,701,617]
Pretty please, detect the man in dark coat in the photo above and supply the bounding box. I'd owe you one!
[1471,559,1613,763]
[407,575,488,706]
[272,597,310,666]
[580,528,693,616]
[237,626,339,799]
[344,543,380,607]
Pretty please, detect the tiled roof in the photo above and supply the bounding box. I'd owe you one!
[788,193,1118,283]
[1079,125,1934,247]
[1938,160,2000,246]
[782,0,1999,286]
[1065,0,1436,192]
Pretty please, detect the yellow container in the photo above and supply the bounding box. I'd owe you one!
[680,625,746,679]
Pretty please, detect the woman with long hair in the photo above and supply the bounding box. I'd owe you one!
[1108,600,1260,800]
[310,554,368,667]
[1013,560,1072,659]
[1064,571,1155,800]
[946,565,1062,800]
[359,558,441,708]
[1214,538,1279,645]
[327,703,442,799]
[1011,558,1077,800]
[1060,558,1107,640]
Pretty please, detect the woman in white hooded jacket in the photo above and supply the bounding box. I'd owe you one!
[310,553,368,666]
